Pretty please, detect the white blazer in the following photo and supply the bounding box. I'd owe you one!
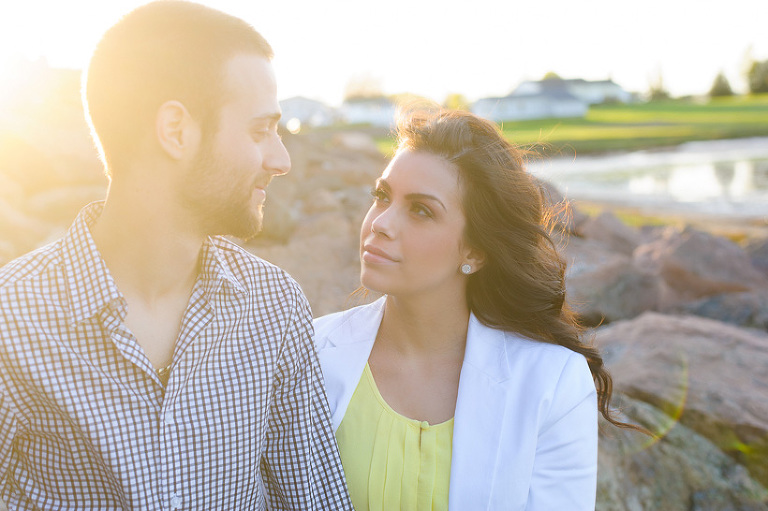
[315,298,597,511]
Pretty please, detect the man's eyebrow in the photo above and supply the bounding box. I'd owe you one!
[250,113,282,124]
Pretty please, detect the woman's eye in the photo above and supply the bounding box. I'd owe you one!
[412,203,433,218]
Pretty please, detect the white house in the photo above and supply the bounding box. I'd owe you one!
[513,78,632,104]
[338,97,396,128]
[279,96,336,129]
[471,91,588,122]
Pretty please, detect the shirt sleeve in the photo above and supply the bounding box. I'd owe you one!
[260,286,353,511]
[0,381,19,496]
[526,352,598,511]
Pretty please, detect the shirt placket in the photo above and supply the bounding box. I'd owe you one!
[158,283,215,510]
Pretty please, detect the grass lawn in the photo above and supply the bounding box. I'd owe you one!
[500,94,768,155]
[374,94,768,156]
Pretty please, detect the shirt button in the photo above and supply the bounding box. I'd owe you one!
[164,412,174,425]
[170,492,182,509]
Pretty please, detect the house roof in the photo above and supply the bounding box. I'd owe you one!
[342,96,394,106]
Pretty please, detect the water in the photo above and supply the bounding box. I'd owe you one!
[527,137,768,220]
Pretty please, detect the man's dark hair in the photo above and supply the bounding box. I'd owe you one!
[83,0,273,173]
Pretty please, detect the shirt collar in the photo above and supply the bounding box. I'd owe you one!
[61,202,247,324]
[61,201,124,325]
[198,237,248,297]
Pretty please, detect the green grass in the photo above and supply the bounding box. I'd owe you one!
[375,94,768,156]
[501,94,768,155]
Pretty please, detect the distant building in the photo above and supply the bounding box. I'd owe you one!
[513,77,632,105]
[471,77,634,122]
[279,96,336,128]
[471,91,588,122]
[338,96,396,127]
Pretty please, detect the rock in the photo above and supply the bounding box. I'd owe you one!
[313,151,385,188]
[537,179,589,234]
[258,197,298,244]
[596,313,768,486]
[597,396,768,511]
[564,236,661,324]
[675,291,768,331]
[633,226,768,305]
[339,185,376,226]
[0,239,16,267]
[0,199,53,256]
[745,237,768,278]
[302,188,341,215]
[26,185,106,225]
[0,174,24,208]
[578,211,643,255]
[331,131,383,157]
[0,130,57,194]
[251,213,361,316]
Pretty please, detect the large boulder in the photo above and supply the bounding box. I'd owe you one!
[596,313,768,487]
[564,236,661,324]
[26,185,106,225]
[537,179,589,234]
[745,237,768,278]
[633,226,768,306]
[675,291,768,331]
[0,130,56,194]
[597,396,767,511]
[331,131,384,158]
[0,199,53,257]
[252,211,362,317]
[578,211,643,255]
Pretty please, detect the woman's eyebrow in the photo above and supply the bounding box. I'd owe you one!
[405,193,446,212]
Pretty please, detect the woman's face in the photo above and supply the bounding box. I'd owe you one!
[360,149,475,299]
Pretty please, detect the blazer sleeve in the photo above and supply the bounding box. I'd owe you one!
[525,352,598,511]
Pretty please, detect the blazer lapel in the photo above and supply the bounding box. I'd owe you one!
[316,298,385,431]
[449,315,511,511]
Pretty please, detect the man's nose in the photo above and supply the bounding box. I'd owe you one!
[265,136,291,176]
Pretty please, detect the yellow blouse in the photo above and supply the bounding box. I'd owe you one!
[336,363,453,511]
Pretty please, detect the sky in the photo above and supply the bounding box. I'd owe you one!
[0,0,766,107]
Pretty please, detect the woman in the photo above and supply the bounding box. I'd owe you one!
[315,107,638,510]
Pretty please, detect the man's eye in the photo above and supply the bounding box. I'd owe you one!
[252,129,269,141]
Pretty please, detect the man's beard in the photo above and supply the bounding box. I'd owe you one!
[181,142,263,240]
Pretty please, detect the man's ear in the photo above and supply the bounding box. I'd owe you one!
[155,100,198,160]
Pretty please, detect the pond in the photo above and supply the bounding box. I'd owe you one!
[527,137,768,220]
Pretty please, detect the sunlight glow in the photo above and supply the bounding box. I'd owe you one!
[1,0,767,106]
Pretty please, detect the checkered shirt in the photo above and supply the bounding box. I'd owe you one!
[0,202,352,510]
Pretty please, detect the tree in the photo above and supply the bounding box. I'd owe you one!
[443,93,469,111]
[542,71,562,80]
[648,69,670,101]
[389,92,432,108]
[747,60,768,94]
[709,72,733,97]
[343,73,384,101]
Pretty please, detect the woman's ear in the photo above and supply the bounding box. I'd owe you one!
[461,245,486,273]
[155,100,199,160]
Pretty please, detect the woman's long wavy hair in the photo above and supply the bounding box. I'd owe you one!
[395,106,645,432]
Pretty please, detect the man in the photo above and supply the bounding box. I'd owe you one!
[0,2,352,509]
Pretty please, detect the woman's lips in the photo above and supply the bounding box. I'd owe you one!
[362,244,398,263]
